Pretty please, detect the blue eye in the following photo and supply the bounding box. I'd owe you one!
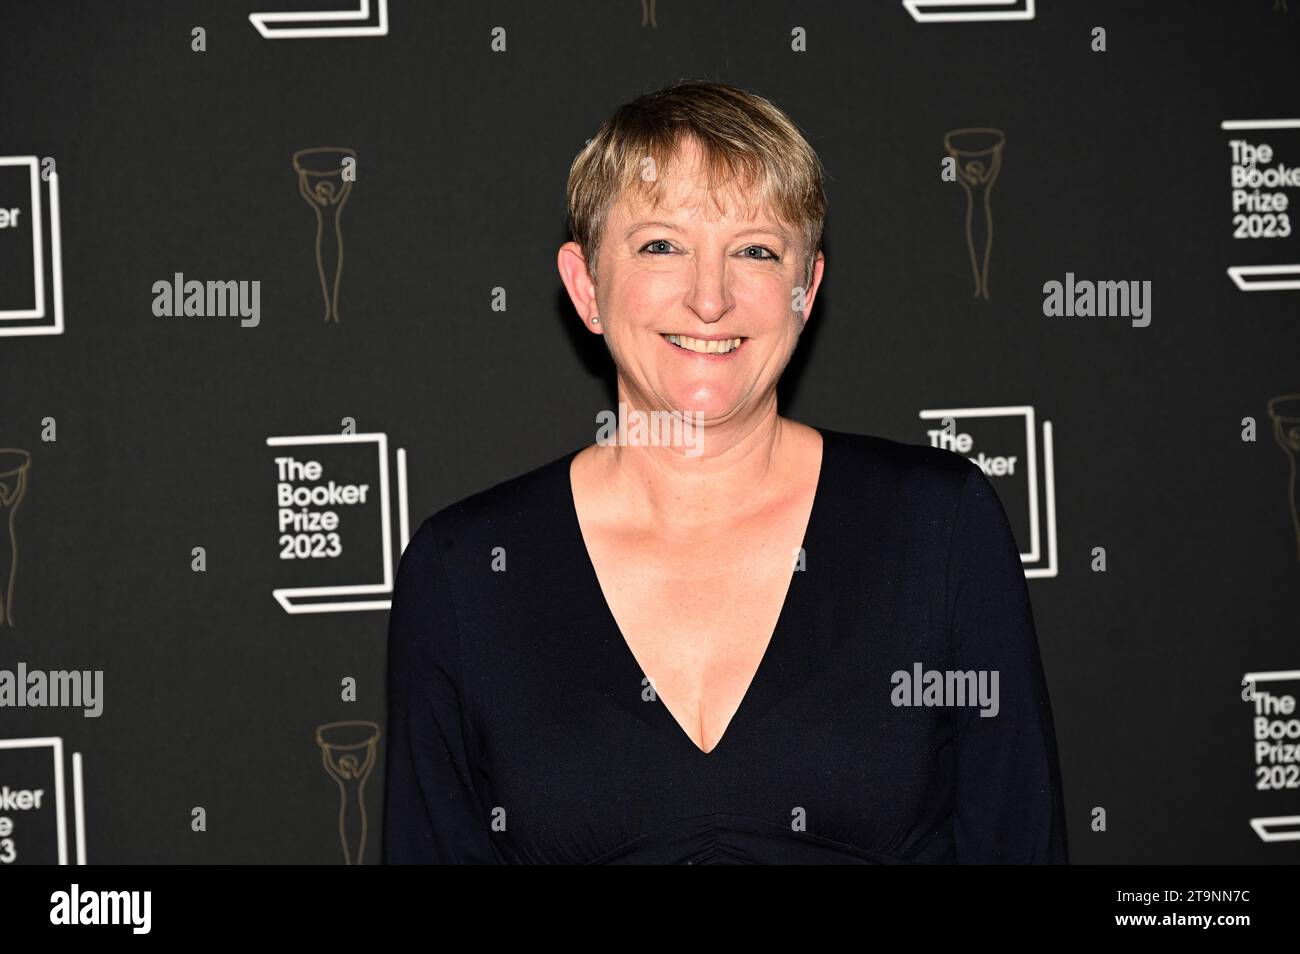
[638,241,780,260]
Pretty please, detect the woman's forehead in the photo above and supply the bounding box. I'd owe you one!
[609,173,784,231]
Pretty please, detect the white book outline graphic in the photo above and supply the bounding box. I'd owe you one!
[1221,119,1300,292]
[0,736,86,864]
[249,0,389,38]
[919,405,1058,579]
[1244,669,1300,842]
[266,432,410,614]
[904,0,1035,24]
[0,155,64,336]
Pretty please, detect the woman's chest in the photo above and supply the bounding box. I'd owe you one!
[564,435,826,754]
[458,567,956,862]
[582,524,807,754]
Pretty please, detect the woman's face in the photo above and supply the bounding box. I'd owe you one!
[562,138,824,426]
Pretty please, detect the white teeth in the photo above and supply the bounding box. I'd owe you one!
[665,334,743,354]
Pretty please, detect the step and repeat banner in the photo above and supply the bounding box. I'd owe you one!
[1,0,1297,865]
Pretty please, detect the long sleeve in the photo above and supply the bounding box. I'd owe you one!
[382,517,497,864]
[946,463,1068,864]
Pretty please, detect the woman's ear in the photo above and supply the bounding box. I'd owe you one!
[799,250,826,325]
[557,242,600,331]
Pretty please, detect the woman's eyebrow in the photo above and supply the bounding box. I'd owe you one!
[732,226,792,242]
[624,219,685,239]
[624,221,792,241]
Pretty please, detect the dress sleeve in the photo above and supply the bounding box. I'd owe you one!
[946,463,1069,864]
[382,518,497,864]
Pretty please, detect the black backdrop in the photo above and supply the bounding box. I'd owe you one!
[1,0,1298,864]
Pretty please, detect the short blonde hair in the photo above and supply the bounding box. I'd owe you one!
[566,80,827,288]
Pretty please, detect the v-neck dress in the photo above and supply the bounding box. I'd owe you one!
[382,427,1069,864]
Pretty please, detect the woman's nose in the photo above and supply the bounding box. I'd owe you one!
[684,256,733,323]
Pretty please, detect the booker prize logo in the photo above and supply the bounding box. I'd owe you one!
[0,156,65,336]
[267,430,410,614]
[0,736,88,865]
[1242,669,1300,843]
[920,404,1059,579]
[1221,118,1300,291]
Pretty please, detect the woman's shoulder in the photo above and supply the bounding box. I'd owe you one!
[820,425,976,494]
[817,426,1011,568]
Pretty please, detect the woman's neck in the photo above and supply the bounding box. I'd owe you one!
[588,391,795,533]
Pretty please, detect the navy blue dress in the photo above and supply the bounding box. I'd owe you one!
[382,427,1069,864]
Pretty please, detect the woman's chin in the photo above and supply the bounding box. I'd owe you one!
[658,386,741,423]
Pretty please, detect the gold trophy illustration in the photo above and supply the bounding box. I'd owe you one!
[0,449,31,627]
[293,147,355,323]
[1268,394,1300,561]
[944,128,1005,300]
[317,720,380,864]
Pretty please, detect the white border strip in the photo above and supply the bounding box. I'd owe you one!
[72,751,86,864]
[1024,420,1058,579]
[1221,119,1300,130]
[396,446,409,555]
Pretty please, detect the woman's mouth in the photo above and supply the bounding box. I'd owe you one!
[660,333,747,357]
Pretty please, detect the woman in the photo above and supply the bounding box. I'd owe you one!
[383,80,1068,864]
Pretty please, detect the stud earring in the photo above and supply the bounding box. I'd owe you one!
[590,315,600,324]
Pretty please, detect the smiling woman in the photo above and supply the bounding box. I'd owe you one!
[382,80,1068,865]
